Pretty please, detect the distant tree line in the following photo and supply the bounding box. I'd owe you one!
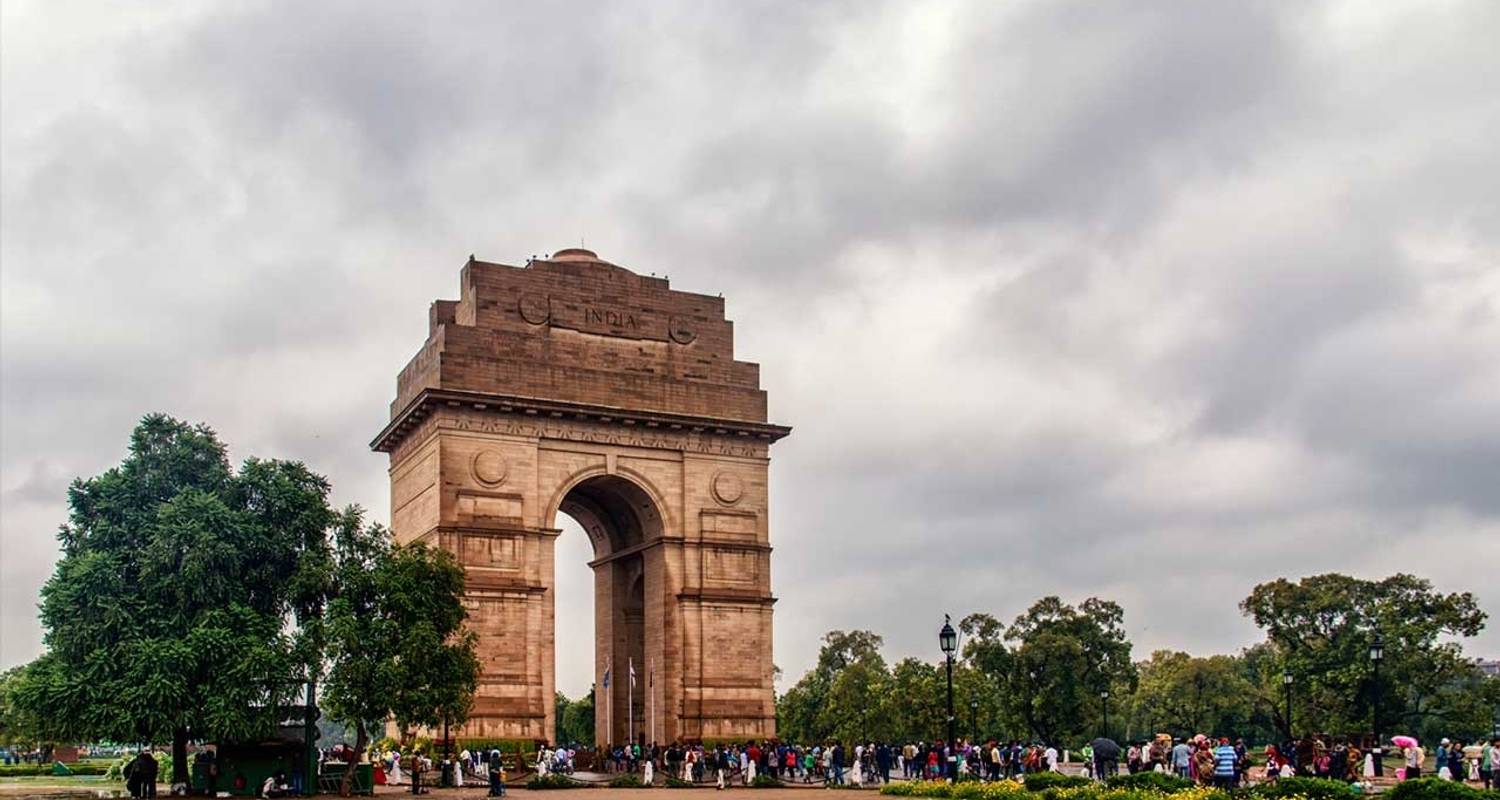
[554,690,596,747]
[777,578,1500,748]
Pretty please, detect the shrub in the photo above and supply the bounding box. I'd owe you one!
[1023,773,1091,791]
[882,782,949,797]
[1106,772,1193,793]
[664,775,696,788]
[526,773,588,789]
[751,774,785,788]
[609,773,646,788]
[1386,778,1500,800]
[460,738,537,755]
[34,763,107,776]
[1252,776,1359,800]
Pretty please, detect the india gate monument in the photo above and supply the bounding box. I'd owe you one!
[371,248,789,745]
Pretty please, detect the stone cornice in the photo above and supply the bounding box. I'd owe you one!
[371,387,792,454]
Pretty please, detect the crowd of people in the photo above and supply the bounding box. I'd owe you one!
[362,746,512,797]
[517,733,1500,791]
[50,731,1500,798]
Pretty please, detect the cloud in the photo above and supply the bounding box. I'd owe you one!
[3,0,1499,695]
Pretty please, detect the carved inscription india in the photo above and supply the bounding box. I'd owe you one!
[585,307,639,329]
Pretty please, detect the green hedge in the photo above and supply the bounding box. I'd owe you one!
[1023,773,1091,791]
[1250,776,1359,800]
[609,773,647,788]
[664,775,696,789]
[1105,772,1192,792]
[1386,778,1500,800]
[459,737,536,754]
[0,764,109,777]
[750,774,785,788]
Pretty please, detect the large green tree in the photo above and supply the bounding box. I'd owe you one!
[0,667,39,747]
[1125,650,1255,739]
[555,690,595,747]
[999,597,1136,745]
[776,630,888,743]
[320,513,478,792]
[1241,573,1489,742]
[887,657,946,743]
[12,415,334,784]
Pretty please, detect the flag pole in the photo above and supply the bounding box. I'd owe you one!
[649,659,656,745]
[628,656,635,745]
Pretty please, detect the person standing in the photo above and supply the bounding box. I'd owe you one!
[1213,738,1238,790]
[1406,741,1425,780]
[125,751,153,800]
[1171,739,1191,779]
[1193,742,1215,786]
[406,751,424,795]
[487,749,505,797]
[1481,739,1498,790]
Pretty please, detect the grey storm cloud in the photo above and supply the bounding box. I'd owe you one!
[3,0,1498,696]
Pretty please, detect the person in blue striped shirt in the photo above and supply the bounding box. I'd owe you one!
[1213,739,1239,789]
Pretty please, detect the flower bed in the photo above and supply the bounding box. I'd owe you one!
[881,775,1500,800]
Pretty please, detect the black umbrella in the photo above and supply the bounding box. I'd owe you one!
[1090,738,1121,760]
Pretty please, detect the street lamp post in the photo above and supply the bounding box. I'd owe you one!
[940,615,958,751]
[970,698,979,743]
[1283,670,1294,740]
[1370,635,1385,777]
[1100,689,1110,738]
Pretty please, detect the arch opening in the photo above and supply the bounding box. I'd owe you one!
[553,474,661,747]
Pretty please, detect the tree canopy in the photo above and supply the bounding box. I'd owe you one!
[776,577,1497,747]
[1240,572,1496,743]
[12,415,335,782]
[320,508,478,789]
[7,413,480,788]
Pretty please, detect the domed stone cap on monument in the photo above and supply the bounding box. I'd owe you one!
[550,247,600,262]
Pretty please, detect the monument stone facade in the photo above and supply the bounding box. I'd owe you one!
[372,248,789,745]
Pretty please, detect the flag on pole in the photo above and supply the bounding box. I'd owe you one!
[603,667,611,689]
[629,659,637,688]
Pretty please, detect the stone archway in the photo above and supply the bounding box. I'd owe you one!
[554,473,662,746]
[373,248,790,744]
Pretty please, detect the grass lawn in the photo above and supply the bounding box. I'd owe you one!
[0,774,120,787]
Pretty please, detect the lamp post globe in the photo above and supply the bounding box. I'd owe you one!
[940,618,958,657]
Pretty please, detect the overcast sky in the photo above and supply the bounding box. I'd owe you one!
[3,1,1499,698]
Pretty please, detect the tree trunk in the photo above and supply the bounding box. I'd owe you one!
[341,726,367,798]
[172,726,190,786]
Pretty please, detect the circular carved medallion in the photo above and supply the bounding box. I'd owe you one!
[518,293,551,325]
[711,471,744,505]
[668,316,697,345]
[471,450,508,486]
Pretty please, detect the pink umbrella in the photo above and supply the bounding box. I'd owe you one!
[1391,735,1419,749]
